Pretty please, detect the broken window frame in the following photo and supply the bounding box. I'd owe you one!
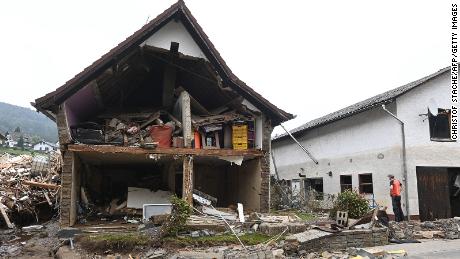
[340,175,352,192]
[358,173,373,194]
[429,108,455,142]
[304,177,324,200]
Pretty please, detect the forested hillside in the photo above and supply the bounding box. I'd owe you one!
[0,102,57,142]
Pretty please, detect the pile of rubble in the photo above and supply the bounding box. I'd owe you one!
[389,217,460,240]
[0,152,62,228]
[71,107,252,149]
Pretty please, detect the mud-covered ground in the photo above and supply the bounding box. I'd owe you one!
[0,220,60,258]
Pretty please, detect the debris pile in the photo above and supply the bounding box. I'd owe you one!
[270,177,335,212]
[70,110,179,147]
[0,153,62,228]
[389,217,460,240]
[71,105,255,149]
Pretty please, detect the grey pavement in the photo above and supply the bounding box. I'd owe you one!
[368,239,460,259]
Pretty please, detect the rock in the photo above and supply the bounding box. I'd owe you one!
[39,231,49,238]
[321,251,332,258]
[272,249,284,258]
[138,224,146,230]
[299,250,307,255]
[347,247,358,256]
[433,231,445,239]
[393,230,406,239]
[191,231,200,238]
[305,253,317,259]
[421,221,435,228]
[177,250,223,259]
[145,248,167,258]
[420,231,434,239]
[445,231,458,239]
[6,246,21,257]
[55,246,81,259]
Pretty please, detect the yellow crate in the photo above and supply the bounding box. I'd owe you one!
[232,125,247,133]
[233,142,248,150]
[233,125,247,130]
[233,139,247,144]
[232,134,248,140]
[233,125,247,137]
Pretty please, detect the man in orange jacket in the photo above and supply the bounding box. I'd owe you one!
[388,174,405,221]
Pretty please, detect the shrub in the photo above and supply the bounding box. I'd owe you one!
[160,195,192,237]
[330,189,369,219]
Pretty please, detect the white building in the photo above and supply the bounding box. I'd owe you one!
[272,67,460,221]
[33,141,57,152]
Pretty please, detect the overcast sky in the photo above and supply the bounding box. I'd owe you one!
[0,0,453,134]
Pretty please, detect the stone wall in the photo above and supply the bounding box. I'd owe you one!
[284,228,388,255]
[59,151,73,227]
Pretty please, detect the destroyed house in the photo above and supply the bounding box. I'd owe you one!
[32,1,292,227]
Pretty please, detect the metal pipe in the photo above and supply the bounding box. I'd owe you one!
[381,104,410,220]
[270,151,280,181]
[279,124,319,164]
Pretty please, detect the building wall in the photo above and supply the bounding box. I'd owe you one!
[142,20,208,59]
[272,70,457,217]
[273,103,402,212]
[33,142,54,151]
[395,72,459,215]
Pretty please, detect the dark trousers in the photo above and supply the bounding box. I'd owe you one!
[392,195,405,221]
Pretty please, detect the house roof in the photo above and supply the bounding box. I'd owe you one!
[34,141,57,148]
[273,66,450,141]
[32,0,293,125]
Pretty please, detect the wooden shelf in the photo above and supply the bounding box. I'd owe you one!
[67,144,264,158]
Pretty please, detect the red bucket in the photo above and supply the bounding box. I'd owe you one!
[149,125,173,148]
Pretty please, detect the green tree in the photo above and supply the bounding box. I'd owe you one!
[14,126,21,133]
[17,135,24,150]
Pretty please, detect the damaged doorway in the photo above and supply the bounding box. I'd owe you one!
[416,166,460,221]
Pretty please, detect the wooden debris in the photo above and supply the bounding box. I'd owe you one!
[0,203,14,228]
[22,180,60,190]
[0,153,61,227]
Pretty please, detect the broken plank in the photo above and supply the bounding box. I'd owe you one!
[140,111,161,129]
[44,192,52,206]
[67,144,264,157]
[166,111,182,128]
[0,203,14,228]
[22,180,60,190]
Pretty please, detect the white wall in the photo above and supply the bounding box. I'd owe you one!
[142,20,208,60]
[34,142,54,151]
[396,71,459,215]
[272,70,459,217]
[273,103,402,211]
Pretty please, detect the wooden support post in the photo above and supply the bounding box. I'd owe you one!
[182,156,194,205]
[179,91,192,147]
[162,42,179,107]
